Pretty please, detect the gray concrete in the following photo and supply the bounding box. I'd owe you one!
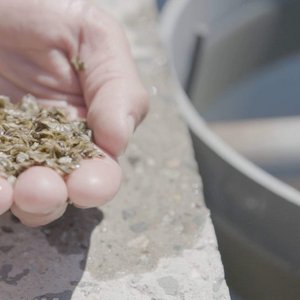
[0,1,230,299]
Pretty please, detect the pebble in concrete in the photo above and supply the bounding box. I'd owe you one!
[157,276,179,296]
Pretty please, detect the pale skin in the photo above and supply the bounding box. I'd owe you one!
[0,0,148,226]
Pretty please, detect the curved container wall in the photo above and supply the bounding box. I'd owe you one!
[161,0,300,299]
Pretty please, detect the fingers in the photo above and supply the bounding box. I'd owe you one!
[11,166,68,227]
[14,167,68,214]
[67,157,122,208]
[11,203,67,227]
[78,11,149,157]
[0,75,27,102]
[9,155,121,226]
[0,177,13,215]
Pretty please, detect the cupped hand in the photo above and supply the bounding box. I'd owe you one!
[0,0,148,226]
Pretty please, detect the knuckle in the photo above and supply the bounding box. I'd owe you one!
[83,5,125,38]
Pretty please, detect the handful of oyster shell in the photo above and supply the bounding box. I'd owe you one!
[0,95,103,183]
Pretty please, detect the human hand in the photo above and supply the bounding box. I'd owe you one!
[0,0,148,226]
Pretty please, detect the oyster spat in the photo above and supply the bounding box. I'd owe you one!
[0,95,103,180]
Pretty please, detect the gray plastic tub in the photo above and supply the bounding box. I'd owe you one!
[161,0,300,299]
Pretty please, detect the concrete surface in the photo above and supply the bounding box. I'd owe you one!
[0,1,230,299]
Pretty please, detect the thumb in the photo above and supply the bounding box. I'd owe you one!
[77,11,148,157]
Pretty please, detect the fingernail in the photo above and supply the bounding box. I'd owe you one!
[127,115,135,138]
[73,203,90,209]
[120,116,135,156]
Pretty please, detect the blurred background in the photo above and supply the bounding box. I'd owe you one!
[160,0,300,299]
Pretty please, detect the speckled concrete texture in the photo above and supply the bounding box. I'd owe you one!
[0,1,230,299]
